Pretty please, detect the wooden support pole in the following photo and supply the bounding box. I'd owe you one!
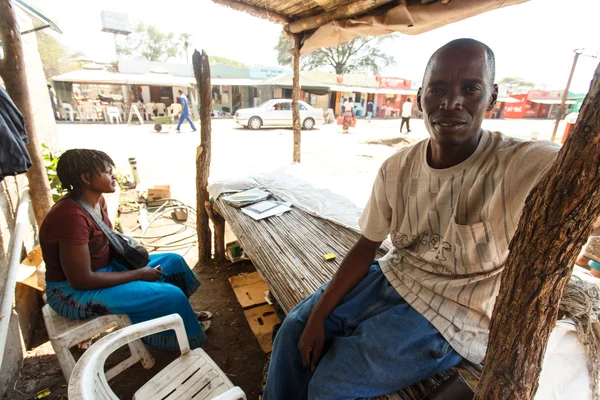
[550,50,580,143]
[292,34,301,164]
[475,63,600,399]
[193,50,213,263]
[204,201,226,262]
[210,0,289,25]
[287,0,393,33]
[0,0,53,226]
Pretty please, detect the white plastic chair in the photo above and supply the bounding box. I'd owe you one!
[169,103,182,121]
[155,103,167,117]
[144,103,156,121]
[68,314,246,400]
[61,103,79,121]
[79,104,98,122]
[107,106,122,124]
[42,304,154,382]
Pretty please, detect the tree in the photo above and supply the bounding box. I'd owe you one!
[0,0,53,226]
[117,23,179,62]
[178,33,193,64]
[36,31,84,78]
[499,76,535,93]
[475,63,600,399]
[275,32,396,75]
[210,56,247,68]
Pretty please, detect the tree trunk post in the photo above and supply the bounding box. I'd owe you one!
[192,50,213,263]
[475,63,600,399]
[204,201,226,262]
[292,33,302,163]
[0,0,53,226]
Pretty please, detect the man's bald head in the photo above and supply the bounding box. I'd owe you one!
[424,39,496,85]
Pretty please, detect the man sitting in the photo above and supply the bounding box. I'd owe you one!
[263,38,559,399]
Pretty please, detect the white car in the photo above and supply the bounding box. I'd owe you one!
[234,99,324,130]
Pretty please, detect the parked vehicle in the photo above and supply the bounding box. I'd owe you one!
[234,99,324,130]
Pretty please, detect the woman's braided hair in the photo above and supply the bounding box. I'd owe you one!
[56,149,115,192]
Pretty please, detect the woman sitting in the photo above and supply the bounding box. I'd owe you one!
[41,149,211,350]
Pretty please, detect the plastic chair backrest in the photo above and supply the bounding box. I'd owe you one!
[145,103,155,113]
[156,103,166,113]
[107,107,120,115]
[68,314,190,400]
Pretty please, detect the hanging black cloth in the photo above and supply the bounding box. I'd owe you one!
[0,86,32,181]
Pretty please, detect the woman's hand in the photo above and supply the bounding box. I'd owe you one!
[60,243,162,290]
[135,266,162,282]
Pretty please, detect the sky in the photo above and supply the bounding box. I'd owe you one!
[31,0,600,93]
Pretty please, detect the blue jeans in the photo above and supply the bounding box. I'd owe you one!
[177,112,196,131]
[263,262,462,400]
[366,111,373,121]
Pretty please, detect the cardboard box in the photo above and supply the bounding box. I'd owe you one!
[147,185,171,207]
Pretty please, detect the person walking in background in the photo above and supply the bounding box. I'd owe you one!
[176,90,197,133]
[400,98,413,133]
[344,98,354,113]
[342,98,355,133]
[366,100,374,123]
[48,84,59,120]
[340,98,346,115]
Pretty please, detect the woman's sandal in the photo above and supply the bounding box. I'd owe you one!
[196,310,213,321]
[201,320,212,332]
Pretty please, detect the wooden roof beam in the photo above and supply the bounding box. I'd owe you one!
[211,0,289,25]
[287,0,394,34]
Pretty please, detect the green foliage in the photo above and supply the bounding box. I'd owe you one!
[115,170,136,191]
[210,56,248,69]
[117,23,180,62]
[36,32,85,78]
[114,218,122,233]
[178,33,193,63]
[275,32,396,75]
[41,144,66,202]
[499,77,535,93]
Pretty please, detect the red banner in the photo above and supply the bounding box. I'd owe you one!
[376,76,411,90]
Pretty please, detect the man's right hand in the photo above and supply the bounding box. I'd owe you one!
[135,266,162,282]
[296,236,382,373]
[298,315,326,373]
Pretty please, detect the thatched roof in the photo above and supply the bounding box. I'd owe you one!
[211,0,528,53]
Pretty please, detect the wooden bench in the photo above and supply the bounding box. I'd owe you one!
[214,196,479,399]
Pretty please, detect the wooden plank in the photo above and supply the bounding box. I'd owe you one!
[292,33,302,163]
[228,272,270,309]
[243,304,281,353]
[216,197,389,313]
[210,0,289,24]
[287,0,394,33]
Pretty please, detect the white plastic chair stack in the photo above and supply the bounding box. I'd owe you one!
[155,103,167,117]
[107,107,122,124]
[61,103,78,122]
[144,103,155,121]
[169,103,182,121]
[42,304,154,382]
[68,313,246,400]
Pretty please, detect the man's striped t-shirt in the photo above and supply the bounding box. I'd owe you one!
[359,130,559,363]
